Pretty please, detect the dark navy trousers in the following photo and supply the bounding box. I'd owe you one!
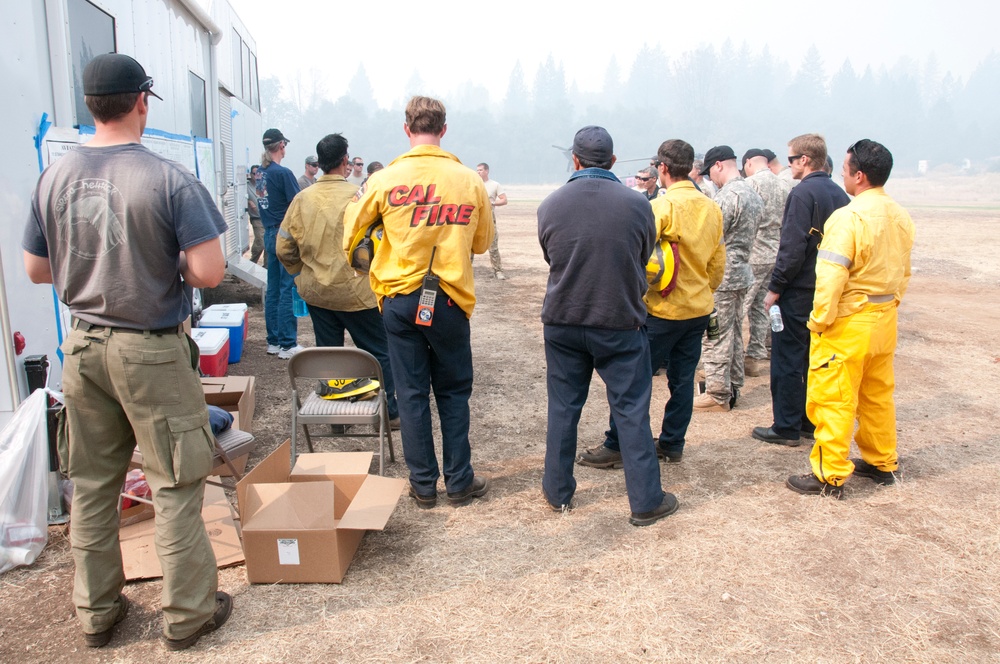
[382,290,474,495]
[770,287,815,439]
[604,313,708,457]
[543,324,663,513]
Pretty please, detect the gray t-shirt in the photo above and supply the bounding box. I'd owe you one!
[22,143,227,329]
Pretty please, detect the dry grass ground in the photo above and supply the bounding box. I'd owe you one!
[1,175,999,663]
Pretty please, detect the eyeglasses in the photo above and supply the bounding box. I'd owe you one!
[787,154,803,164]
[847,140,869,174]
[635,176,653,182]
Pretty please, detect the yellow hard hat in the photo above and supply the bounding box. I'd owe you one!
[348,219,385,272]
[646,239,680,296]
[316,378,381,401]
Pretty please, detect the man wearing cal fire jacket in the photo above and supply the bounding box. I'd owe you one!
[344,96,494,510]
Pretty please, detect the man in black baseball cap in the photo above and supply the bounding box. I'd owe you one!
[262,128,289,147]
[24,51,231,650]
[699,145,738,177]
[83,53,163,101]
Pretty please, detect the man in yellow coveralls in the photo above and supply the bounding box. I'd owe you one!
[785,139,915,498]
[344,96,494,509]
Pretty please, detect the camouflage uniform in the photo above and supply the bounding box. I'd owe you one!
[702,177,764,404]
[743,170,792,360]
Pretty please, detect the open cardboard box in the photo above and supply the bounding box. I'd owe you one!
[201,376,255,433]
[202,376,255,476]
[236,440,405,584]
[119,484,244,581]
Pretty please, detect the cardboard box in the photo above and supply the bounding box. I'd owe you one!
[119,500,155,528]
[120,484,244,581]
[202,376,256,433]
[236,440,405,584]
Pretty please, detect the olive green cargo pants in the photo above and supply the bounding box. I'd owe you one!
[60,325,218,640]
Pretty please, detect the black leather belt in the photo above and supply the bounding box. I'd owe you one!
[73,319,182,335]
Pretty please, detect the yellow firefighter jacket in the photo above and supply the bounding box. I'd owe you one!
[277,174,377,312]
[343,145,494,317]
[808,186,915,333]
[645,180,726,320]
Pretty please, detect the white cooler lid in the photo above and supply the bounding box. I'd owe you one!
[199,309,244,327]
[204,303,248,314]
[191,328,229,353]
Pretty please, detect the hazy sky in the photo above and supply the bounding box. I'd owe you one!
[232,0,998,109]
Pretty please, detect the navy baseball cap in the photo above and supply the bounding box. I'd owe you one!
[573,125,614,164]
[263,128,290,147]
[83,53,163,100]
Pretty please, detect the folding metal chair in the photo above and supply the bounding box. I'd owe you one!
[121,426,255,515]
[288,347,395,474]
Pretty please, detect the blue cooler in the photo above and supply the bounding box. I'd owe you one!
[204,303,249,341]
[199,307,246,363]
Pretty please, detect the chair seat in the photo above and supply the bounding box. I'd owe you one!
[215,427,256,458]
[299,391,381,418]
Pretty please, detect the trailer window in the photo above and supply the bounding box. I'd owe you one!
[68,0,117,127]
[242,41,251,102]
[189,72,208,138]
[231,28,243,99]
[250,53,259,111]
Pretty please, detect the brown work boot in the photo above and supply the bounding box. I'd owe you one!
[744,356,769,377]
[446,476,489,506]
[163,592,233,651]
[851,458,897,485]
[83,594,129,648]
[785,473,844,499]
[576,444,624,469]
[693,392,730,412]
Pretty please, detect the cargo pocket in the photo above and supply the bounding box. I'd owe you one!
[166,410,215,486]
[120,347,181,404]
[59,337,90,399]
[54,405,70,476]
[809,354,850,404]
[184,333,201,373]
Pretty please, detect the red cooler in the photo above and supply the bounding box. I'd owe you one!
[191,328,230,377]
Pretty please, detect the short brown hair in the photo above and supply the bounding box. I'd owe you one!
[657,139,694,180]
[787,134,828,171]
[85,92,141,123]
[405,96,446,135]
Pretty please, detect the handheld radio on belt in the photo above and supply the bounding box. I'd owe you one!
[415,246,439,327]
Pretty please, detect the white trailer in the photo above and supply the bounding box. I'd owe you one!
[0,0,264,427]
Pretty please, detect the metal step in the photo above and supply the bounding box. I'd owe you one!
[226,256,267,289]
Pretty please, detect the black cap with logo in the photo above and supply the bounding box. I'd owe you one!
[83,53,163,100]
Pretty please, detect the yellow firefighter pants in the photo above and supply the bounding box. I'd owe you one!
[806,301,899,486]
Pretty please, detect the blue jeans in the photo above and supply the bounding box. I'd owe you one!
[308,304,398,420]
[543,324,663,513]
[263,226,297,349]
[605,314,708,457]
[381,290,475,495]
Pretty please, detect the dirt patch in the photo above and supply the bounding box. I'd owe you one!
[2,176,999,661]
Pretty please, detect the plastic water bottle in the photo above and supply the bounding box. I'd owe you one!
[292,284,309,318]
[769,304,784,332]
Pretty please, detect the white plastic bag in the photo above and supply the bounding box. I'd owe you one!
[0,389,51,575]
